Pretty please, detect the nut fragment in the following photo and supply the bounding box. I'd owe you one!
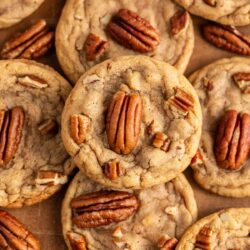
[157,236,178,250]
[38,119,58,135]
[203,24,250,55]
[35,170,68,186]
[214,110,250,170]
[0,210,40,250]
[190,149,204,167]
[71,190,139,228]
[170,11,188,36]
[17,75,48,89]
[232,72,250,94]
[103,160,125,180]
[84,33,109,61]
[107,9,160,53]
[67,232,87,250]
[71,114,90,145]
[0,107,25,167]
[203,0,217,6]
[153,132,171,152]
[106,91,142,154]
[195,226,212,250]
[1,19,54,59]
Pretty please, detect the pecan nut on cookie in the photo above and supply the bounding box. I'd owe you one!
[0,60,74,208]
[61,56,202,189]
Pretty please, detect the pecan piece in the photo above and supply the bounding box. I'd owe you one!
[153,132,171,152]
[195,226,212,250]
[203,24,250,55]
[107,9,160,53]
[103,160,125,180]
[38,119,58,135]
[17,75,48,89]
[71,114,90,145]
[71,190,139,228]
[170,11,188,36]
[232,72,250,94]
[190,149,204,167]
[1,19,54,59]
[157,236,178,250]
[0,210,40,250]
[67,232,87,250]
[106,91,142,154]
[0,107,25,167]
[84,33,109,61]
[35,170,68,186]
[203,0,217,6]
[214,110,250,170]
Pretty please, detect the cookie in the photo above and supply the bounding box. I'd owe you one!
[175,0,250,26]
[56,0,194,83]
[0,59,74,208]
[62,171,197,250]
[190,57,250,197]
[0,0,45,29]
[176,208,250,249]
[61,55,202,189]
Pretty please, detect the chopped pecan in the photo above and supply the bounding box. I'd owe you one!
[106,91,142,154]
[214,110,250,170]
[157,236,178,250]
[203,77,214,91]
[153,132,171,152]
[67,232,87,250]
[17,75,48,89]
[232,72,250,94]
[107,9,160,53]
[71,190,139,228]
[170,11,188,36]
[38,119,58,135]
[84,33,109,61]
[195,226,212,250]
[203,0,217,6]
[71,114,90,145]
[0,107,25,167]
[112,226,124,239]
[103,160,125,180]
[35,170,68,186]
[203,24,250,55]
[190,149,204,167]
[1,19,54,59]
[0,210,40,250]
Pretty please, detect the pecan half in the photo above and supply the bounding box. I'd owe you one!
[214,110,250,170]
[17,75,48,89]
[107,9,160,53]
[0,107,25,167]
[67,232,87,250]
[35,170,68,186]
[71,114,90,145]
[157,236,178,250]
[232,72,250,94]
[203,0,217,6]
[38,119,58,135]
[195,227,212,250]
[103,160,125,180]
[71,190,139,228]
[170,11,188,36]
[0,210,40,250]
[153,132,171,152]
[1,19,54,59]
[84,33,109,61]
[203,24,250,55]
[106,91,142,154]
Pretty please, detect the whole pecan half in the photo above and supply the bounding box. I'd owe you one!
[106,91,142,154]
[203,0,217,6]
[0,210,40,250]
[1,19,54,59]
[103,160,125,180]
[71,190,139,228]
[170,11,188,36]
[107,9,160,53]
[214,110,250,170]
[203,24,250,55]
[232,72,250,94]
[84,33,109,61]
[195,226,211,250]
[67,232,87,250]
[0,107,25,167]
[157,236,178,250]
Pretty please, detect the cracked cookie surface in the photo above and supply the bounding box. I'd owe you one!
[56,0,194,83]
[176,208,250,250]
[62,171,197,250]
[61,55,202,189]
[190,57,250,197]
[175,0,250,26]
[0,59,73,208]
[0,0,45,29]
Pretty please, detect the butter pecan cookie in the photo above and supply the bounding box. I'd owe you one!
[175,0,250,26]
[56,0,194,83]
[61,56,202,189]
[190,57,250,197]
[0,0,45,29]
[0,59,74,207]
[62,171,197,250]
[176,208,250,249]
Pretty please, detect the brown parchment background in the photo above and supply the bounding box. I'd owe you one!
[1,0,250,249]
